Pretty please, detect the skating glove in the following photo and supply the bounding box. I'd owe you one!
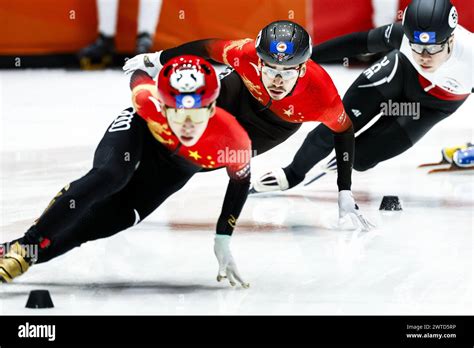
[338,190,375,231]
[214,235,249,289]
[123,51,163,77]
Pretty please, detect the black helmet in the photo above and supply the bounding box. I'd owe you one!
[255,20,312,66]
[402,0,458,44]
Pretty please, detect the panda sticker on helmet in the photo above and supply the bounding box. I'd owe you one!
[170,68,205,93]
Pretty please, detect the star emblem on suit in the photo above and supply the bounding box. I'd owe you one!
[188,150,202,161]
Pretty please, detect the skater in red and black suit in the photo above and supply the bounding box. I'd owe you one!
[124,20,373,231]
[0,56,251,287]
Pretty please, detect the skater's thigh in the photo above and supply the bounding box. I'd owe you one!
[124,154,200,219]
[396,107,451,144]
[77,158,199,242]
[92,107,146,173]
[353,116,412,171]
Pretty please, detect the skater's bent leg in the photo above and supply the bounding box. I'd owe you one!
[21,109,146,249]
[284,124,334,186]
[34,147,199,263]
[353,107,453,171]
[396,107,451,145]
[284,72,392,184]
[34,194,138,263]
[353,118,413,171]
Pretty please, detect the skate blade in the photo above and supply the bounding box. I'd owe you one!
[418,160,449,168]
[428,164,474,174]
[248,187,258,194]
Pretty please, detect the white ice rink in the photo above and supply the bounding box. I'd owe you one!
[0,66,472,315]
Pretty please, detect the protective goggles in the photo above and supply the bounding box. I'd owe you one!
[261,64,301,80]
[410,39,449,55]
[164,106,212,124]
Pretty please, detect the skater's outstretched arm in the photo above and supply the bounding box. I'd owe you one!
[216,169,251,236]
[160,39,229,65]
[124,39,223,77]
[313,89,355,193]
[213,120,252,288]
[333,125,354,191]
[124,38,254,77]
[214,166,251,289]
[312,23,404,63]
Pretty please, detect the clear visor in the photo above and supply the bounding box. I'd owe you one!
[164,106,212,124]
[261,65,300,80]
[410,41,447,55]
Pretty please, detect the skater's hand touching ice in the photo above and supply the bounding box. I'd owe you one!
[338,190,375,231]
[123,51,163,77]
[214,235,249,289]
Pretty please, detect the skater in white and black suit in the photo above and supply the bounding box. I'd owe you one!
[252,0,473,193]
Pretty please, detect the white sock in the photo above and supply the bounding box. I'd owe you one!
[137,0,163,36]
[97,0,120,37]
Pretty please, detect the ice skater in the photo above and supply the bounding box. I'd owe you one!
[1,56,251,287]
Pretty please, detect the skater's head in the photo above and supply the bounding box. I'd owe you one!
[403,0,457,72]
[157,55,220,147]
[256,20,311,100]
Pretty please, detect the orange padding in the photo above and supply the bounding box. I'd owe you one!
[0,0,307,55]
[2,0,472,56]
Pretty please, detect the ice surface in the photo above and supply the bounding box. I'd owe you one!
[0,67,472,315]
